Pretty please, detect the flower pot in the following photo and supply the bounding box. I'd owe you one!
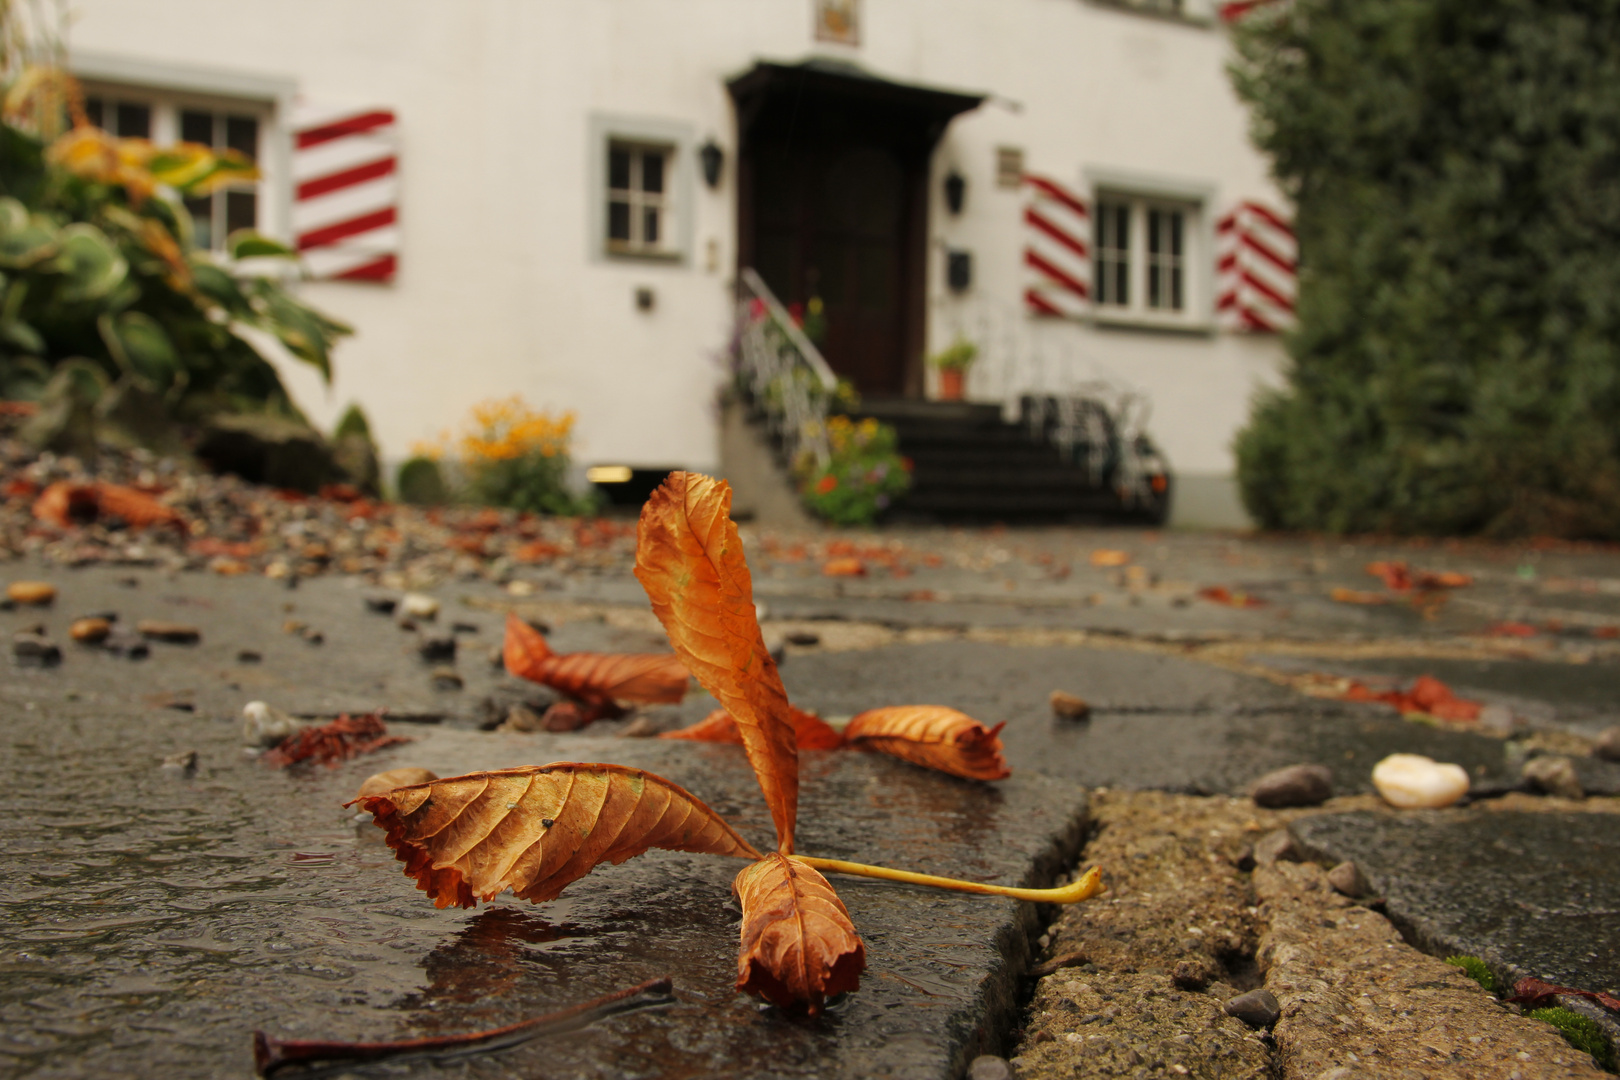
[939,368,965,401]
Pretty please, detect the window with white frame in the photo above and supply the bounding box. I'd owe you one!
[606,141,675,256]
[1092,192,1200,321]
[83,85,267,252]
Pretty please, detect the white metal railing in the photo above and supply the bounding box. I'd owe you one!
[732,268,838,468]
[937,296,1169,511]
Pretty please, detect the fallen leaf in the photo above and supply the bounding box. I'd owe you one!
[1089,549,1130,567]
[1197,586,1266,608]
[1484,621,1538,638]
[263,712,410,768]
[1340,674,1481,722]
[821,556,865,577]
[1329,587,1390,605]
[661,706,845,750]
[357,766,439,799]
[634,473,801,854]
[349,762,761,909]
[253,976,675,1077]
[1506,976,1620,1014]
[1366,560,1472,592]
[503,613,688,706]
[733,852,865,1014]
[32,481,185,531]
[844,706,1011,781]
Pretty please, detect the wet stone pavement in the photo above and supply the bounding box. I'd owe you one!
[2,524,1620,1079]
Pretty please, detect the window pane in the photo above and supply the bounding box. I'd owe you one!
[1148,210,1161,256]
[1169,211,1183,256]
[608,147,631,191]
[226,116,258,159]
[85,97,104,129]
[607,200,631,241]
[1115,260,1128,307]
[185,195,214,251]
[1171,266,1183,310]
[116,102,151,138]
[226,190,256,234]
[1115,206,1130,252]
[1148,256,1161,308]
[643,206,660,246]
[641,151,664,194]
[180,109,214,146]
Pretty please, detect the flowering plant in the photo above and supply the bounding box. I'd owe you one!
[795,415,912,525]
[418,396,595,515]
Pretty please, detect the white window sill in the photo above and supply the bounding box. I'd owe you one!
[1092,311,1216,336]
[603,246,684,264]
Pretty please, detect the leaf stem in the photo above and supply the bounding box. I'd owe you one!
[797,858,1105,904]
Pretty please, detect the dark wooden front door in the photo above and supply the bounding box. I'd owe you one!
[750,139,909,396]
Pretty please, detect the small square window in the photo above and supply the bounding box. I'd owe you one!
[605,141,674,256]
[996,147,1024,190]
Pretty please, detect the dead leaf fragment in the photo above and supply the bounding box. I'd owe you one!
[32,481,184,531]
[661,706,845,750]
[1340,674,1482,722]
[634,473,801,854]
[6,580,56,605]
[357,766,439,799]
[503,613,688,706]
[821,556,865,577]
[734,852,865,1014]
[1197,586,1266,608]
[263,712,410,768]
[1506,976,1620,1014]
[1329,587,1389,605]
[844,706,1011,781]
[350,762,761,909]
[1365,560,1473,592]
[1049,691,1090,720]
[1089,549,1130,567]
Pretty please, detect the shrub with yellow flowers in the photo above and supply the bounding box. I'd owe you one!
[795,414,912,525]
[417,396,595,515]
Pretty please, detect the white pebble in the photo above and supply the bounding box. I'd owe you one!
[242,700,304,748]
[1371,753,1470,808]
[400,592,439,619]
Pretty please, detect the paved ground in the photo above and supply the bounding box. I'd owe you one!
[3,521,1619,1078]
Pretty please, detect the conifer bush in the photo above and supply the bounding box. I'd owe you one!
[1231,0,1620,537]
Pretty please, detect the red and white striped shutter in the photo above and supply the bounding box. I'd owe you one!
[1215,201,1297,332]
[290,103,399,283]
[1022,174,1091,318]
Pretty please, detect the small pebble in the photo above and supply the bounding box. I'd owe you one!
[1253,828,1301,866]
[1593,725,1620,763]
[13,635,62,666]
[451,622,480,635]
[430,666,463,690]
[364,596,399,615]
[105,632,149,660]
[1522,755,1583,800]
[137,620,201,644]
[301,628,324,645]
[499,703,544,733]
[1326,860,1372,898]
[1371,753,1470,809]
[69,617,111,644]
[1172,959,1209,991]
[418,636,457,662]
[401,593,439,620]
[242,700,304,748]
[6,581,57,605]
[785,631,821,647]
[619,716,662,738]
[968,1056,1012,1080]
[1223,988,1281,1028]
[1049,690,1091,720]
[160,749,198,773]
[236,649,262,663]
[357,767,438,798]
[1248,763,1333,808]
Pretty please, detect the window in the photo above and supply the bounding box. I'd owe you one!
[1095,0,1185,15]
[84,86,266,253]
[995,147,1024,189]
[606,142,674,256]
[1092,192,1200,322]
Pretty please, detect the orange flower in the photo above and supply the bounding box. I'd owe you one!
[815,475,837,495]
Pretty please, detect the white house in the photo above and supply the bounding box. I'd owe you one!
[65,0,1293,527]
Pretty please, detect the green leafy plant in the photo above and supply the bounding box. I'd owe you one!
[396,456,449,506]
[424,395,597,516]
[1230,0,1620,537]
[928,336,978,371]
[795,414,912,525]
[1444,955,1498,994]
[1529,1008,1617,1072]
[0,64,348,421]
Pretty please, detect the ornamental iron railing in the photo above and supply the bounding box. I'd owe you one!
[731,268,837,469]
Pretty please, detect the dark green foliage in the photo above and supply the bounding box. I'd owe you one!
[396,457,449,506]
[1529,1007,1617,1071]
[333,403,372,440]
[465,451,597,517]
[1231,0,1620,536]
[1443,955,1498,994]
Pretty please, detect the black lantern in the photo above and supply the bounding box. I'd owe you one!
[700,139,725,188]
[944,169,966,215]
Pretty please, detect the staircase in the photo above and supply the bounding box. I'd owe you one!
[853,399,1167,524]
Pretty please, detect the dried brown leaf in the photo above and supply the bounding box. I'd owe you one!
[634,472,801,853]
[844,705,1011,781]
[733,852,865,1014]
[660,706,845,750]
[348,762,761,909]
[503,613,688,705]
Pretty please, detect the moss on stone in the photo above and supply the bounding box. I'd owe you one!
[1443,954,1497,994]
[1529,1007,1616,1072]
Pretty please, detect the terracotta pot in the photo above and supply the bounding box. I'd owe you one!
[939,367,966,401]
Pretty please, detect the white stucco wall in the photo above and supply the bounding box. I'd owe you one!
[65,0,1288,524]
